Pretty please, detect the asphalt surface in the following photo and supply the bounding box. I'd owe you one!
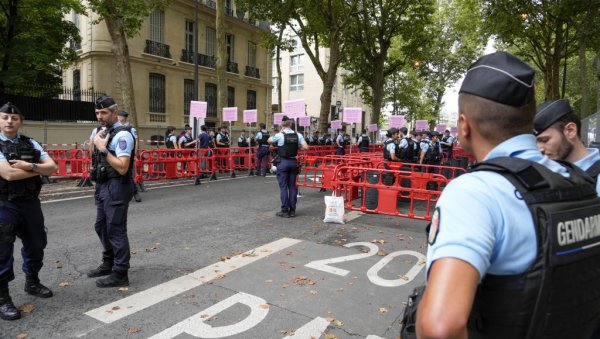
[2,173,429,339]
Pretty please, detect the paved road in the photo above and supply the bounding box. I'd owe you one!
[3,174,428,339]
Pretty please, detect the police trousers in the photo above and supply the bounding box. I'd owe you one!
[0,198,47,287]
[256,147,270,175]
[94,178,132,272]
[276,158,298,211]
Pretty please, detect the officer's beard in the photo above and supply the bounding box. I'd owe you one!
[556,134,574,161]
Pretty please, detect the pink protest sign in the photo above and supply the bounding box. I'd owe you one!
[389,115,406,128]
[298,116,311,127]
[283,99,306,119]
[190,101,207,119]
[273,113,284,125]
[243,109,257,124]
[342,107,362,124]
[450,127,457,136]
[415,120,429,131]
[368,124,378,132]
[222,107,238,122]
[330,120,342,130]
[435,124,447,133]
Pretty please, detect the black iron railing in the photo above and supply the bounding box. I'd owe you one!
[144,40,172,59]
[227,61,239,74]
[199,54,216,68]
[245,66,260,79]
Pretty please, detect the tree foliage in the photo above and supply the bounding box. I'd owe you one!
[0,0,83,89]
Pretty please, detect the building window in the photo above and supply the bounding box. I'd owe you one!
[185,20,195,54]
[205,82,217,117]
[226,33,234,63]
[225,0,233,15]
[290,37,299,51]
[149,10,165,43]
[227,86,235,107]
[247,90,256,109]
[149,73,166,113]
[248,42,257,68]
[290,74,304,91]
[73,70,81,101]
[206,27,216,56]
[272,77,278,92]
[184,79,195,115]
[290,54,303,73]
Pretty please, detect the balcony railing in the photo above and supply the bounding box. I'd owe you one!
[227,61,239,74]
[245,66,260,79]
[144,40,172,59]
[200,54,216,68]
[181,49,198,64]
[225,7,233,16]
[205,0,215,8]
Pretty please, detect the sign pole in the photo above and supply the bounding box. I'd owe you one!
[229,120,235,178]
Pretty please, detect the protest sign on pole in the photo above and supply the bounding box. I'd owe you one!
[283,99,306,119]
[223,107,238,122]
[190,101,207,119]
[243,109,257,124]
[342,107,362,124]
[415,120,429,131]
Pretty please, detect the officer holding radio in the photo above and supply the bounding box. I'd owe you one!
[87,96,135,288]
[0,102,58,321]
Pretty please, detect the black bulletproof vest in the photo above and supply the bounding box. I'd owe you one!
[91,126,135,183]
[425,141,441,163]
[441,135,453,151]
[238,135,248,147]
[181,134,194,148]
[258,131,270,146]
[359,135,370,148]
[338,134,349,147]
[469,157,600,339]
[217,132,230,147]
[399,137,414,161]
[0,135,42,200]
[165,134,174,149]
[585,160,600,184]
[277,133,299,158]
[383,139,400,161]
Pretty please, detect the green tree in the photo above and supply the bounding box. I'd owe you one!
[87,0,170,125]
[341,0,434,125]
[0,0,82,90]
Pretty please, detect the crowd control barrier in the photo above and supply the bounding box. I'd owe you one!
[46,149,90,178]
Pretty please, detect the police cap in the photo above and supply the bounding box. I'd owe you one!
[459,51,535,107]
[430,131,440,137]
[0,102,22,116]
[387,128,399,137]
[534,99,573,135]
[95,95,116,109]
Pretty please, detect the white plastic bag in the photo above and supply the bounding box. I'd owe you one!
[323,193,345,224]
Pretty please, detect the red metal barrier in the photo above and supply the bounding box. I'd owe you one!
[46,149,90,178]
[297,155,375,190]
[331,165,449,221]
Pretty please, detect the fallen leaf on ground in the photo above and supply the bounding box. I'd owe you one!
[286,251,293,256]
[127,327,139,333]
[325,334,337,339]
[398,275,409,280]
[16,333,28,339]
[259,304,269,309]
[309,290,318,295]
[112,306,120,311]
[58,281,69,288]
[265,279,273,283]
[260,248,272,253]
[130,250,137,255]
[282,283,290,288]
[219,256,230,261]
[215,274,225,280]
[371,239,385,244]
[200,314,209,319]
[332,319,344,327]
[377,251,388,256]
[19,304,34,314]
[378,307,388,313]
[118,287,129,292]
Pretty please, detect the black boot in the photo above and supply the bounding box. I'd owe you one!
[289,208,296,218]
[96,271,129,288]
[0,287,20,320]
[87,261,113,278]
[276,210,290,218]
[24,275,53,298]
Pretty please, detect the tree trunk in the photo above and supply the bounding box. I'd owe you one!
[103,0,137,126]
[318,58,339,133]
[595,53,600,113]
[216,0,227,124]
[579,39,589,118]
[1,0,19,89]
[549,22,563,100]
[370,55,385,125]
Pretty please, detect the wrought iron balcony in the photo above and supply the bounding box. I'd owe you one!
[199,54,216,68]
[225,7,233,16]
[180,49,199,64]
[245,66,260,79]
[205,0,216,8]
[227,61,239,74]
[144,40,172,59]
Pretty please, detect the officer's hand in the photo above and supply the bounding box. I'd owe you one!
[94,131,109,151]
[8,159,32,171]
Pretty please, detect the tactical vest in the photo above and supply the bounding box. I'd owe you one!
[425,141,441,164]
[181,134,194,148]
[0,135,42,201]
[318,136,326,145]
[325,138,333,146]
[258,131,270,147]
[217,132,230,147]
[359,135,370,149]
[383,139,401,161]
[91,126,135,183]
[338,135,349,148]
[399,137,415,161]
[441,135,454,151]
[165,135,175,149]
[414,140,421,162]
[249,137,256,147]
[278,133,299,159]
[238,136,249,147]
[468,157,600,339]
[585,160,600,184]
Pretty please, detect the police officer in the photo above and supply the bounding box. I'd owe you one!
[165,126,177,149]
[335,130,349,155]
[410,130,421,163]
[416,52,600,338]
[535,98,600,194]
[178,125,197,149]
[268,119,308,217]
[87,96,134,288]
[397,127,415,162]
[419,131,442,165]
[357,129,370,152]
[117,111,142,202]
[0,103,57,321]
[255,123,270,176]
[194,125,212,185]
[440,129,455,161]
[383,128,401,161]
[216,125,230,148]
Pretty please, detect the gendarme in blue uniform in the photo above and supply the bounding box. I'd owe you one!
[575,147,600,195]
[271,128,305,214]
[426,134,569,278]
[255,129,270,176]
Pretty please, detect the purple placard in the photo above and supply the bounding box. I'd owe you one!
[190,101,207,119]
[435,123,447,133]
[273,113,284,125]
[243,109,257,123]
[330,120,342,130]
[283,99,306,119]
[368,124,378,132]
[223,107,238,122]
[389,115,406,128]
[450,127,458,136]
[415,120,429,131]
[298,116,311,127]
[342,107,362,124]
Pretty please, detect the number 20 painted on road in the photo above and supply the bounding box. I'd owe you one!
[305,242,426,287]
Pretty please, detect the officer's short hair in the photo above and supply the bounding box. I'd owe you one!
[201,125,207,131]
[241,129,246,133]
[410,130,418,137]
[459,93,536,144]
[259,123,266,129]
[552,112,582,139]
[399,127,408,135]
[281,119,293,128]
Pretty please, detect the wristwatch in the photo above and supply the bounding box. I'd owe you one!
[30,163,37,172]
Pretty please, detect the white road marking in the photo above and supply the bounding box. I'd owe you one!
[365,336,386,339]
[282,317,330,339]
[84,237,302,324]
[149,292,269,339]
[305,242,379,276]
[345,210,363,222]
[367,250,426,287]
